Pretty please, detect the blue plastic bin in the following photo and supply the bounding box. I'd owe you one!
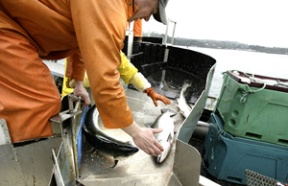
[203,113,288,185]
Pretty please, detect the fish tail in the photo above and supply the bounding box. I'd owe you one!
[157,141,171,163]
[111,160,119,168]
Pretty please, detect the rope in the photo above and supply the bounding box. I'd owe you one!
[235,72,267,103]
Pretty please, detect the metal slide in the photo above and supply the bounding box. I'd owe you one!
[77,88,201,186]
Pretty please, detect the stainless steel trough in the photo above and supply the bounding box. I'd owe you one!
[0,43,216,186]
[77,88,202,186]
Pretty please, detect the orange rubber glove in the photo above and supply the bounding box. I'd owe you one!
[144,87,171,107]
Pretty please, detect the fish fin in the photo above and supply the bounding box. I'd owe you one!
[160,108,169,114]
[182,82,192,89]
[168,132,174,144]
[160,108,177,116]
[169,109,178,117]
[111,160,119,168]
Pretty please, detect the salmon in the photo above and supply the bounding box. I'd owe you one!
[82,105,139,168]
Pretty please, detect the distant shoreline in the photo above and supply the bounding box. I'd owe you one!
[143,33,288,55]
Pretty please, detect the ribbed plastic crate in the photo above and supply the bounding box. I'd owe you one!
[216,70,288,146]
[202,113,288,185]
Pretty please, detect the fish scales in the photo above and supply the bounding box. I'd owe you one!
[152,108,176,163]
[82,105,139,168]
[154,111,174,142]
[177,82,192,118]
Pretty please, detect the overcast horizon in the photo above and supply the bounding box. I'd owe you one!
[142,0,288,48]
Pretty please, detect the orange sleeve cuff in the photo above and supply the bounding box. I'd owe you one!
[66,51,85,81]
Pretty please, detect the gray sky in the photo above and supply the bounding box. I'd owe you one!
[143,0,288,48]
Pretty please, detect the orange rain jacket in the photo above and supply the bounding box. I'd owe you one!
[133,19,143,38]
[0,0,134,142]
[127,2,142,38]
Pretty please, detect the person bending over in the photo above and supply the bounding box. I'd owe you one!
[0,0,169,157]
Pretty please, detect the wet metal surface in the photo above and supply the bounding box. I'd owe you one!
[78,44,215,185]
[49,95,86,186]
[144,67,203,103]
[0,137,62,186]
[79,89,178,183]
[127,43,216,144]
[78,88,200,186]
[128,43,216,105]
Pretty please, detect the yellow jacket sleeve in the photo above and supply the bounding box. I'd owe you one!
[62,59,75,97]
[118,51,151,91]
[129,72,151,92]
[118,51,138,84]
[66,51,139,88]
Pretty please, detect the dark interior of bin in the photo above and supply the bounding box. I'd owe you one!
[123,41,216,104]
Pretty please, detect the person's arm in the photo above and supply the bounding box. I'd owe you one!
[66,51,85,83]
[73,80,90,106]
[122,121,164,156]
[70,0,163,156]
[118,51,171,106]
[65,52,90,105]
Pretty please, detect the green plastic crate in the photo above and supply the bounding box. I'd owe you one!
[216,70,288,146]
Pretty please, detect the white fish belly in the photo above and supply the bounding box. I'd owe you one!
[156,113,174,142]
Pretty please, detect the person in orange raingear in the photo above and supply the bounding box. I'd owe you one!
[128,6,143,42]
[62,51,171,108]
[0,0,169,156]
[133,19,143,42]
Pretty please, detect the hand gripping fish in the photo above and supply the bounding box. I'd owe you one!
[82,105,139,168]
[150,108,177,163]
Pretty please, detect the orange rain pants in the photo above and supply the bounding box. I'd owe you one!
[0,33,61,143]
